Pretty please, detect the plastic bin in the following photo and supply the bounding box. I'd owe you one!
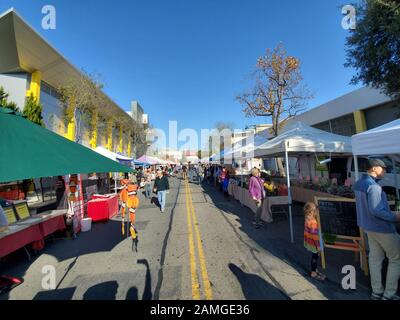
[81,218,92,232]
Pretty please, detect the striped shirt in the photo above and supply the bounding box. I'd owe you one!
[304,218,320,253]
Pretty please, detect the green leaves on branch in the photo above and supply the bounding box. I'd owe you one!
[345,0,400,100]
[23,94,45,127]
[0,86,19,111]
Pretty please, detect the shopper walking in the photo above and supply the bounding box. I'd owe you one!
[219,167,227,192]
[142,169,151,199]
[182,165,187,180]
[248,168,265,229]
[222,170,230,199]
[198,165,205,184]
[353,158,400,300]
[153,169,170,213]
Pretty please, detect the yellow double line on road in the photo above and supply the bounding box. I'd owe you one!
[185,179,213,300]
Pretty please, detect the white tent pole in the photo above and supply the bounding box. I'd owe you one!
[285,142,294,243]
[114,173,117,195]
[391,157,400,199]
[354,155,359,182]
[240,159,244,206]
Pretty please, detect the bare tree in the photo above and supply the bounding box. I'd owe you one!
[237,43,313,137]
[237,43,313,175]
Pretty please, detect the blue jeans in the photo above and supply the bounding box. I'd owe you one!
[157,190,167,211]
[145,184,151,198]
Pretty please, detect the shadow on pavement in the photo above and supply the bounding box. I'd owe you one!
[83,281,119,300]
[126,287,139,300]
[33,287,77,300]
[0,219,131,300]
[32,281,142,300]
[201,182,371,300]
[137,259,152,300]
[229,263,288,300]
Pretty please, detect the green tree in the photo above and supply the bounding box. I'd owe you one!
[23,94,45,126]
[0,86,8,106]
[0,86,20,111]
[345,0,400,100]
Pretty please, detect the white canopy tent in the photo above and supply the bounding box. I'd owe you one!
[352,119,400,156]
[94,147,134,194]
[153,157,168,165]
[94,146,133,162]
[254,122,352,158]
[352,119,400,199]
[224,130,272,162]
[252,122,353,243]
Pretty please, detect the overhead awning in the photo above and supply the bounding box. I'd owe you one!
[136,155,158,165]
[254,122,353,158]
[94,146,133,166]
[0,108,132,183]
[351,119,400,156]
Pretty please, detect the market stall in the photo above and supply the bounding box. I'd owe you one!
[351,119,400,200]
[228,178,289,223]
[136,155,158,165]
[94,146,133,166]
[0,206,66,259]
[253,122,353,242]
[0,108,133,259]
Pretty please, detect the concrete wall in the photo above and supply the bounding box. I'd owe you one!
[288,87,391,127]
[131,101,144,124]
[0,73,29,110]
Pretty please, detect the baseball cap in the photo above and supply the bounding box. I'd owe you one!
[366,158,387,170]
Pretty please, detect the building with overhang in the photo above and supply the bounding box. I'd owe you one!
[0,8,149,158]
[287,86,399,136]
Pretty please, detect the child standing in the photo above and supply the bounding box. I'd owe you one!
[304,202,326,281]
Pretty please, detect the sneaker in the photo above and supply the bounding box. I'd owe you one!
[382,294,400,301]
[371,292,383,300]
[259,221,265,226]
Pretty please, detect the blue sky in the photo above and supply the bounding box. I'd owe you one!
[1,0,362,150]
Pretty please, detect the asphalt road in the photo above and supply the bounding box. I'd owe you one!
[0,176,370,300]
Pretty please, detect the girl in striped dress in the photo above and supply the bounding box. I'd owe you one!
[304,202,326,281]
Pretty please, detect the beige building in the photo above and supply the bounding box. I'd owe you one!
[287,86,399,135]
[0,8,149,158]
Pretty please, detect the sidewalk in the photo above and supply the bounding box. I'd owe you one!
[200,181,372,300]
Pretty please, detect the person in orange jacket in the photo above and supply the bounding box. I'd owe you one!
[127,184,140,251]
[119,179,130,235]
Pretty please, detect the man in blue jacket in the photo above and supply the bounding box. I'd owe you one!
[353,158,400,300]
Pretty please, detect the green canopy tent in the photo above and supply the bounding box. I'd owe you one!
[0,108,133,183]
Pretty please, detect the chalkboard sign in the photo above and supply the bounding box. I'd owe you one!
[316,198,360,238]
[314,197,368,276]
